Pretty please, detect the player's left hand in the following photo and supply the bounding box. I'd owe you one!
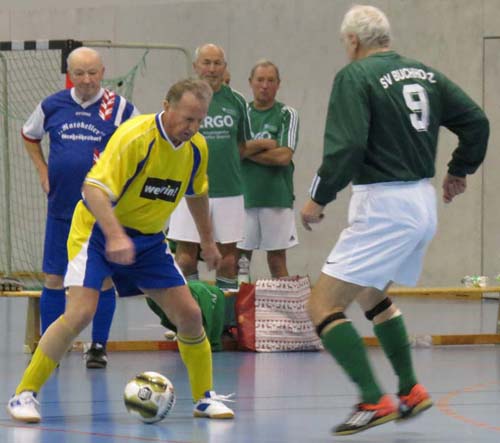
[200,241,222,271]
[442,173,467,203]
[300,199,325,231]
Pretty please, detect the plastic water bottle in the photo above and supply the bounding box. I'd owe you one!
[237,255,250,285]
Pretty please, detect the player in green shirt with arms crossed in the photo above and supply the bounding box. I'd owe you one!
[239,60,299,278]
[301,4,489,436]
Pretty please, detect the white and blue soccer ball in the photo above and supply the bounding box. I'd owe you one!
[123,371,176,423]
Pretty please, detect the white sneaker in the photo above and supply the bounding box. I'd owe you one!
[164,329,177,341]
[193,391,235,419]
[7,391,41,423]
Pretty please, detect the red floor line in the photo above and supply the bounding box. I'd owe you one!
[0,421,190,443]
[436,381,500,432]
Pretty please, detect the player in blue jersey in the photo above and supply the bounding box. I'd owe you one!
[8,78,235,424]
[301,4,489,436]
[22,46,139,368]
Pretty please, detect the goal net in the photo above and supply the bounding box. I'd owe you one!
[0,40,149,289]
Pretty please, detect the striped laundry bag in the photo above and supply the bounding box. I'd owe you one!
[236,276,322,352]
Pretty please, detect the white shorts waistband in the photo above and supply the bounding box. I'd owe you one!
[352,178,430,193]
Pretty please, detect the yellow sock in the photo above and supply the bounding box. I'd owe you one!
[16,314,79,395]
[16,347,57,395]
[177,331,212,401]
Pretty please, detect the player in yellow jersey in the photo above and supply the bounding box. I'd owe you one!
[7,78,235,423]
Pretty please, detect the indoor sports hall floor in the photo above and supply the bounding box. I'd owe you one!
[1,295,500,443]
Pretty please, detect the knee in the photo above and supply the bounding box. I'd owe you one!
[175,250,198,275]
[65,303,96,332]
[306,286,346,329]
[364,297,399,324]
[44,274,64,289]
[305,286,325,322]
[174,304,203,336]
[219,252,238,277]
[101,277,114,291]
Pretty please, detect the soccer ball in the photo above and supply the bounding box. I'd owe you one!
[123,371,176,423]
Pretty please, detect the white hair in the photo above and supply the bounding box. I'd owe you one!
[340,4,391,49]
[193,43,226,63]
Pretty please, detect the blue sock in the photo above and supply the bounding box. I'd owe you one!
[40,287,66,334]
[91,287,116,346]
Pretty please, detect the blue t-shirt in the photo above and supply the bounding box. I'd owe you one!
[22,88,138,219]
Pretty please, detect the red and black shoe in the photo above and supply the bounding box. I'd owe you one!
[397,384,433,420]
[333,394,399,435]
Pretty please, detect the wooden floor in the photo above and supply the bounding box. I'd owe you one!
[1,296,500,442]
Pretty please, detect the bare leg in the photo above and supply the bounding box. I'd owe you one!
[174,241,200,278]
[267,249,288,278]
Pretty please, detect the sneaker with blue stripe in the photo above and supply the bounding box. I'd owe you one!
[193,391,235,419]
[7,391,41,423]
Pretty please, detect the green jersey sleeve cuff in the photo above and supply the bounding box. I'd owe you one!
[309,174,337,206]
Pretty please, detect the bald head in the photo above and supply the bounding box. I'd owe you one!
[67,47,103,72]
[67,47,105,102]
[193,43,227,92]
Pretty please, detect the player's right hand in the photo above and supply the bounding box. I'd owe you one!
[39,171,49,194]
[106,234,135,265]
[200,242,222,271]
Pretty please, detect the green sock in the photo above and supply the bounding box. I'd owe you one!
[374,315,417,395]
[322,322,383,403]
[215,277,238,290]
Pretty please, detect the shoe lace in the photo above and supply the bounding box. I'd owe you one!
[345,408,374,425]
[209,392,235,403]
[19,392,40,407]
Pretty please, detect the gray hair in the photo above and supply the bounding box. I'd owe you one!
[165,78,213,106]
[340,4,391,49]
[249,59,281,82]
[67,46,103,71]
[193,43,227,63]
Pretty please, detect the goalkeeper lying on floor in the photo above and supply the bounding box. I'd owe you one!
[146,280,225,351]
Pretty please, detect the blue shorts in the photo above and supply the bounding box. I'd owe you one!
[64,225,186,296]
[43,215,71,275]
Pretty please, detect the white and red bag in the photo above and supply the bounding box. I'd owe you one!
[236,276,322,352]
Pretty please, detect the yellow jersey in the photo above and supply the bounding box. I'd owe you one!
[81,112,209,234]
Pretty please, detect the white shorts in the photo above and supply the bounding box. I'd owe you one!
[168,195,245,244]
[322,179,437,291]
[237,207,299,251]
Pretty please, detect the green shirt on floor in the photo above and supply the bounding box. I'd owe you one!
[146,281,225,351]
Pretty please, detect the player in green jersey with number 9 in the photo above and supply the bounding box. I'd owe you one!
[301,4,489,436]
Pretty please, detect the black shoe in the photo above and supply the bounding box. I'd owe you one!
[333,395,399,436]
[85,343,108,369]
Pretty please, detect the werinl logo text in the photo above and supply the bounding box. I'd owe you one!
[140,178,182,202]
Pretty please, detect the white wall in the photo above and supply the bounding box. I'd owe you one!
[1,0,499,285]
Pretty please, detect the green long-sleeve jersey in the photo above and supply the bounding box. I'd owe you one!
[310,51,489,205]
